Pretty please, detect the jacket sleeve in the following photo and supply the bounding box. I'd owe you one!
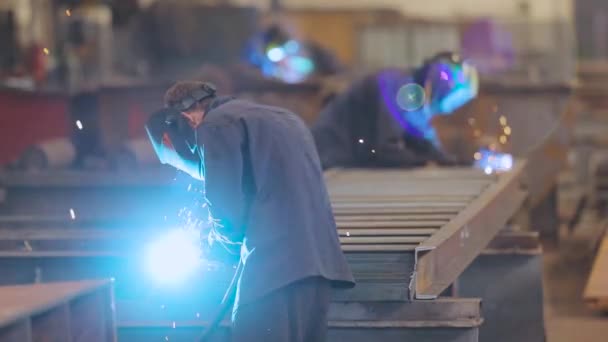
[197,119,248,246]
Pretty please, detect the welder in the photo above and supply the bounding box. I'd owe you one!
[312,51,479,169]
[145,81,354,341]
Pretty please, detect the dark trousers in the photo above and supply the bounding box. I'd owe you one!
[231,277,331,342]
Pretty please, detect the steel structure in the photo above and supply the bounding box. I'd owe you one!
[326,162,526,300]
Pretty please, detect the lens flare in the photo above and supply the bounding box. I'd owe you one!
[396,83,426,111]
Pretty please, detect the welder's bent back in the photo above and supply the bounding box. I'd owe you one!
[197,98,355,306]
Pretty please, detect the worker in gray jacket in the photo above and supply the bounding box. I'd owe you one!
[145,81,354,341]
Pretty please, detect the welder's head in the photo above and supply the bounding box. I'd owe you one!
[418,52,479,115]
[144,81,216,180]
[164,81,217,117]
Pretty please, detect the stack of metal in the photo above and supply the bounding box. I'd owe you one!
[327,165,526,300]
[323,164,526,341]
[0,162,527,341]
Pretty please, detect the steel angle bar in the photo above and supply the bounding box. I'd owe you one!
[411,160,528,300]
[334,214,455,221]
[330,195,475,203]
[336,220,446,228]
[338,229,438,236]
[328,298,481,321]
[326,168,495,180]
[332,202,467,209]
[0,169,174,188]
[333,207,463,215]
[342,244,418,252]
[339,236,428,244]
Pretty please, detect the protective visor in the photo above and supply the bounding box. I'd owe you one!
[145,108,204,181]
[428,60,479,113]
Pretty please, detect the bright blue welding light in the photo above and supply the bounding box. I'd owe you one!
[144,229,201,286]
[267,47,286,62]
[474,148,513,173]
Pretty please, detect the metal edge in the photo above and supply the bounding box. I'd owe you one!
[412,160,527,299]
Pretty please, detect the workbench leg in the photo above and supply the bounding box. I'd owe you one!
[458,252,546,342]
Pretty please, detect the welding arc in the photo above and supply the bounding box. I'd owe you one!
[198,260,244,342]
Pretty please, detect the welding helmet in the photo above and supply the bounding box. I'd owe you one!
[145,107,204,181]
[423,52,479,115]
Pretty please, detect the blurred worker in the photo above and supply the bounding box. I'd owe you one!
[312,52,479,169]
[145,81,354,341]
[244,24,343,83]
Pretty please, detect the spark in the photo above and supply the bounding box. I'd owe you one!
[474,152,481,160]
[468,117,476,126]
[75,120,83,130]
[358,138,364,144]
[196,312,200,318]
[484,166,493,175]
[65,9,72,16]
[42,48,49,55]
[187,184,192,191]
[499,135,507,144]
[172,321,176,329]
[346,232,350,237]
[23,240,32,252]
[499,116,507,126]
[165,337,169,341]
[371,149,376,154]
[504,126,512,135]
[69,208,76,220]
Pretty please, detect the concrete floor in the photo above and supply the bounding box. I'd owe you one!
[543,237,608,342]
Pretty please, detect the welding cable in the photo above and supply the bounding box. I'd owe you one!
[198,259,244,342]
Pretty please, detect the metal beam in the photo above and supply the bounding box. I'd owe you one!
[411,161,527,299]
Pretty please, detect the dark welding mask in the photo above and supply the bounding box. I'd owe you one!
[145,107,204,181]
[424,53,479,115]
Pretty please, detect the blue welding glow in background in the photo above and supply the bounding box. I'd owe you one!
[247,38,316,83]
[474,148,513,174]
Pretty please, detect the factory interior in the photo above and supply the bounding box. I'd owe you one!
[1,0,608,341]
